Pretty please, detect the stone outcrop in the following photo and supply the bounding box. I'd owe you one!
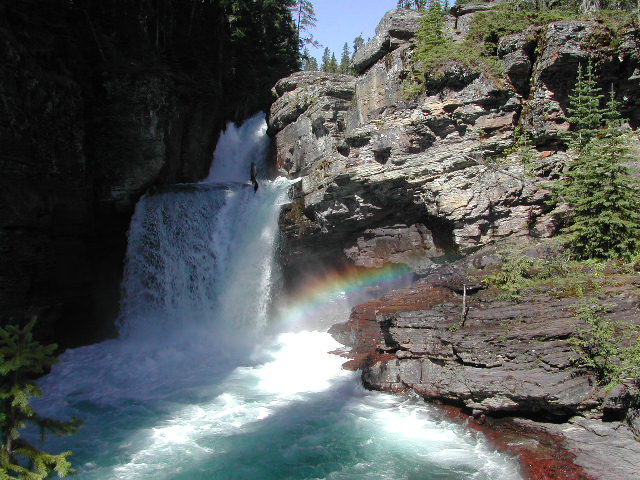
[268,7,640,280]
[329,239,640,480]
[268,5,640,478]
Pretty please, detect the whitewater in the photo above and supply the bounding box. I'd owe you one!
[35,113,523,479]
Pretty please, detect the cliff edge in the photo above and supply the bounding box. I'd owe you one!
[268,3,640,479]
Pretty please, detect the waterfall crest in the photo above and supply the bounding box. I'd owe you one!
[118,112,289,344]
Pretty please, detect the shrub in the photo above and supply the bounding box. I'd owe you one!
[569,300,640,388]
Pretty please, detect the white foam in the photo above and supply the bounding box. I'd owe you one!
[35,111,523,480]
[204,112,269,183]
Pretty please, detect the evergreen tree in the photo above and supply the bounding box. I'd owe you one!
[566,60,605,150]
[290,0,320,50]
[397,0,427,9]
[603,86,622,127]
[412,0,446,72]
[301,47,319,71]
[307,56,319,71]
[301,47,313,70]
[0,319,82,479]
[329,53,339,73]
[352,35,365,56]
[339,42,351,74]
[226,0,299,106]
[557,63,640,260]
[321,47,332,72]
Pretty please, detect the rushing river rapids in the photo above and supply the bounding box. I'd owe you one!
[35,113,522,480]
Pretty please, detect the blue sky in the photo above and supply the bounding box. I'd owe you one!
[307,0,396,63]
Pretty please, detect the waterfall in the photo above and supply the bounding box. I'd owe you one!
[35,113,523,480]
[118,112,287,345]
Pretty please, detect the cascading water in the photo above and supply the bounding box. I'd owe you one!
[36,113,523,479]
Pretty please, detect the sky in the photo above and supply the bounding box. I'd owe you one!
[306,0,397,63]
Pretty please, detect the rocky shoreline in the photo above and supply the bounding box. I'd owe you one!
[267,3,640,477]
[328,241,640,479]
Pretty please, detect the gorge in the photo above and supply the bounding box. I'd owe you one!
[1,1,639,479]
[34,113,523,479]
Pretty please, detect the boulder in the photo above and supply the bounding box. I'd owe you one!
[351,9,422,74]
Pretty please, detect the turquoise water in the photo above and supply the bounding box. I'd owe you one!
[38,328,521,480]
[35,114,523,480]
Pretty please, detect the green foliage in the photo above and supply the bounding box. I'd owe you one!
[468,3,580,56]
[330,53,339,73]
[227,0,300,100]
[560,130,640,260]
[352,35,365,57]
[0,319,81,479]
[407,0,502,94]
[566,61,605,149]
[556,62,640,261]
[503,128,538,172]
[569,300,640,388]
[301,48,317,71]
[483,251,538,299]
[408,1,637,95]
[291,0,319,49]
[480,242,636,299]
[413,0,447,67]
[397,0,428,10]
[339,43,352,75]
[320,48,339,73]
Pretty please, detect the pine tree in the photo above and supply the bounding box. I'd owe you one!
[290,0,320,50]
[0,319,82,479]
[352,35,365,56]
[301,47,317,70]
[397,0,427,8]
[320,47,332,72]
[339,42,351,74]
[306,56,319,71]
[561,129,640,260]
[557,64,640,260]
[329,53,339,73]
[411,0,446,75]
[566,60,605,150]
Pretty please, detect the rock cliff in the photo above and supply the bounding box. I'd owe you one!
[329,239,640,479]
[268,4,640,479]
[268,3,640,280]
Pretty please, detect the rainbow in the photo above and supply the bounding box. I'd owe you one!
[275,263,414,329]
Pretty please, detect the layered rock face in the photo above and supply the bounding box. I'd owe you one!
[268,4,640,279]
[329,240,640,480]
[269,5,640,478]
[0,63,220,345]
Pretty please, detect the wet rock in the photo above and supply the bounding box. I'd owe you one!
[514,417,640,480]
[331,240,640,479]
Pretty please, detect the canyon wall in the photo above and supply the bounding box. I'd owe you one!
[0,0,297,345]
[268,3,640,478]
[268,3,640,281]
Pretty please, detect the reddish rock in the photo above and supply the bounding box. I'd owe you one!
[437,405,596,480]
[330,242,640,480]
